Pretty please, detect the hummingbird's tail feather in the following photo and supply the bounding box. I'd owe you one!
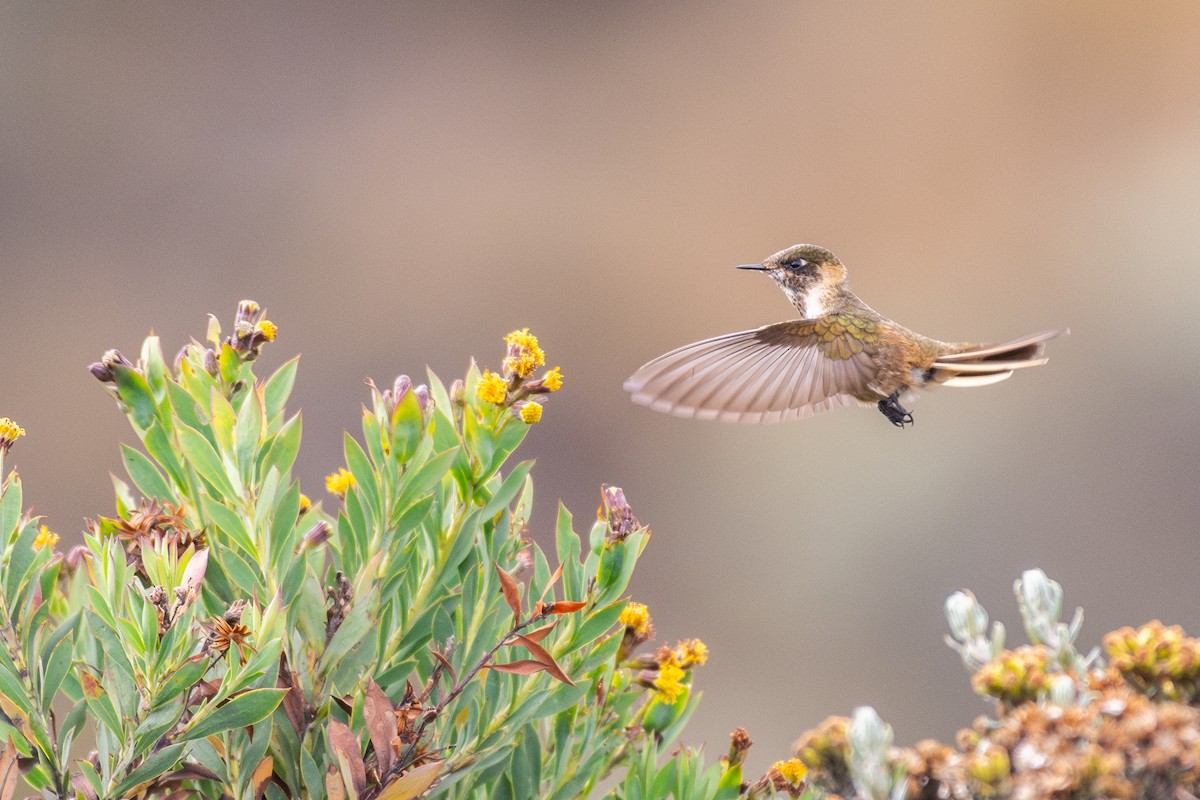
[624,324,872,424]
[934,329,1067,362]
[930,329,1066,388]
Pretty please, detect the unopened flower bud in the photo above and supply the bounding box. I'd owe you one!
[413,384,431,413]
[946,591,988,641]
[173,344,191,373]
[450,379,465,406]
[599,484,641,542]
[88,362,115,382]
[728,727,753,766]
[302,520,333,550]
[63,545,90,572]
[393,374,412,399]
[203,348,219,376]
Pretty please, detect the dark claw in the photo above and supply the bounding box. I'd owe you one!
[877,392,914,428]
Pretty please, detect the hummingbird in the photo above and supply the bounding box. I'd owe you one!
[624,244,1065,427]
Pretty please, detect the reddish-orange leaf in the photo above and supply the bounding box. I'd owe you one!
[429,646,458,685]
[537,562,565,606]
[78,669,104,700]
[364,679,396,776]
[545,601,586,615]
[1,741,20,800]
[488,660,547,676]
[325,765,347,800]
[376,760,444,800]
[512,634,575,686]
[521,621,557,643]
[328,719,366,796]
[251,756,274,800]
[494,562,522,618]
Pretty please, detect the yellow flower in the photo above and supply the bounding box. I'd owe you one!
[255,319,278,341]
[653,661,686,703]
[298,493,312,513]
[325,468,356,498]
[502,328,545,378]
[772,759,808,786]
[33,525,58,551]
[619,602,652,637]
[0,417,25,451]
[541,366,563,392]
[675,638,709,667]
[476,370,508,405]
[519,402,543,424]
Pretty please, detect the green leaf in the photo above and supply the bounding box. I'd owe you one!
[344,432,381,523]
[121,444,173,502]
[3,520,36,606]
[395,448,459,510]
[142,422,187,491]
[201,496,257,558]
[320,592,376,676]
[180,688,289,741]
[264,356,299,422]
[0,472,22,541]
[261,414,302,485]
[155,655,210,707]
[113,364,158,430]
[389,386,425,464]
[235,385,266,484]
[178,423,240,500]
[111,742,186,797]
[479,461,534,520]
[39,631,75,714]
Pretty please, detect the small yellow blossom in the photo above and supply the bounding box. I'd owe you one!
[502,328,545,378]
[653,661,686,703]
[0,417,25,451]
[620,602,652,637]
[255,319,278,341]
[772,759,808,786]
[325,468,356,498]
[476,370,508,405]
[675,638,709,667]
[33,525,59,551]
[519,402,543,424]
[541,366,563,392]
[298,494,312,513]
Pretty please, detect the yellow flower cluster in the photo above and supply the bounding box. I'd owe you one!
[325,468,356,498]
[0,417,25,449]
[653,661,686,703]
[971,645,1054,706]
[503,328,545,378]
[541,366,563,392]
[255,319,278,341]
[619,602,652,637]
[771,759,809,786]
[1105,620,1200,701]
[476,370,507,405]
[519,402,543,424]
[673,638,709,667]
[33,525,58,551]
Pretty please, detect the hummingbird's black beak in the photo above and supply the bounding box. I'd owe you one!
[736,264,767,271]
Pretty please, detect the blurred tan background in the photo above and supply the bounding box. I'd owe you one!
[3,1,1199,772]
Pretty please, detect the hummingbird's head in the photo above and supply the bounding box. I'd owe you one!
[738,244,847,316]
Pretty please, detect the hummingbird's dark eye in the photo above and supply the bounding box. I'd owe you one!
[785,258,809,271]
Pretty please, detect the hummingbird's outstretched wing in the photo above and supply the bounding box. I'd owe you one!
[623,321,874,424]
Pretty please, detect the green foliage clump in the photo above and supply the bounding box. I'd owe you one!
[0,303,794,799]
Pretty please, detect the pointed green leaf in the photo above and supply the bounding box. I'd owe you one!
[178,423,239,500]
[121,444,173,502]
[180,688,288,741]
[113,364,158,430]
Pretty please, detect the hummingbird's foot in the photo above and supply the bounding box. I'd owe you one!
[878,393,914,428]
